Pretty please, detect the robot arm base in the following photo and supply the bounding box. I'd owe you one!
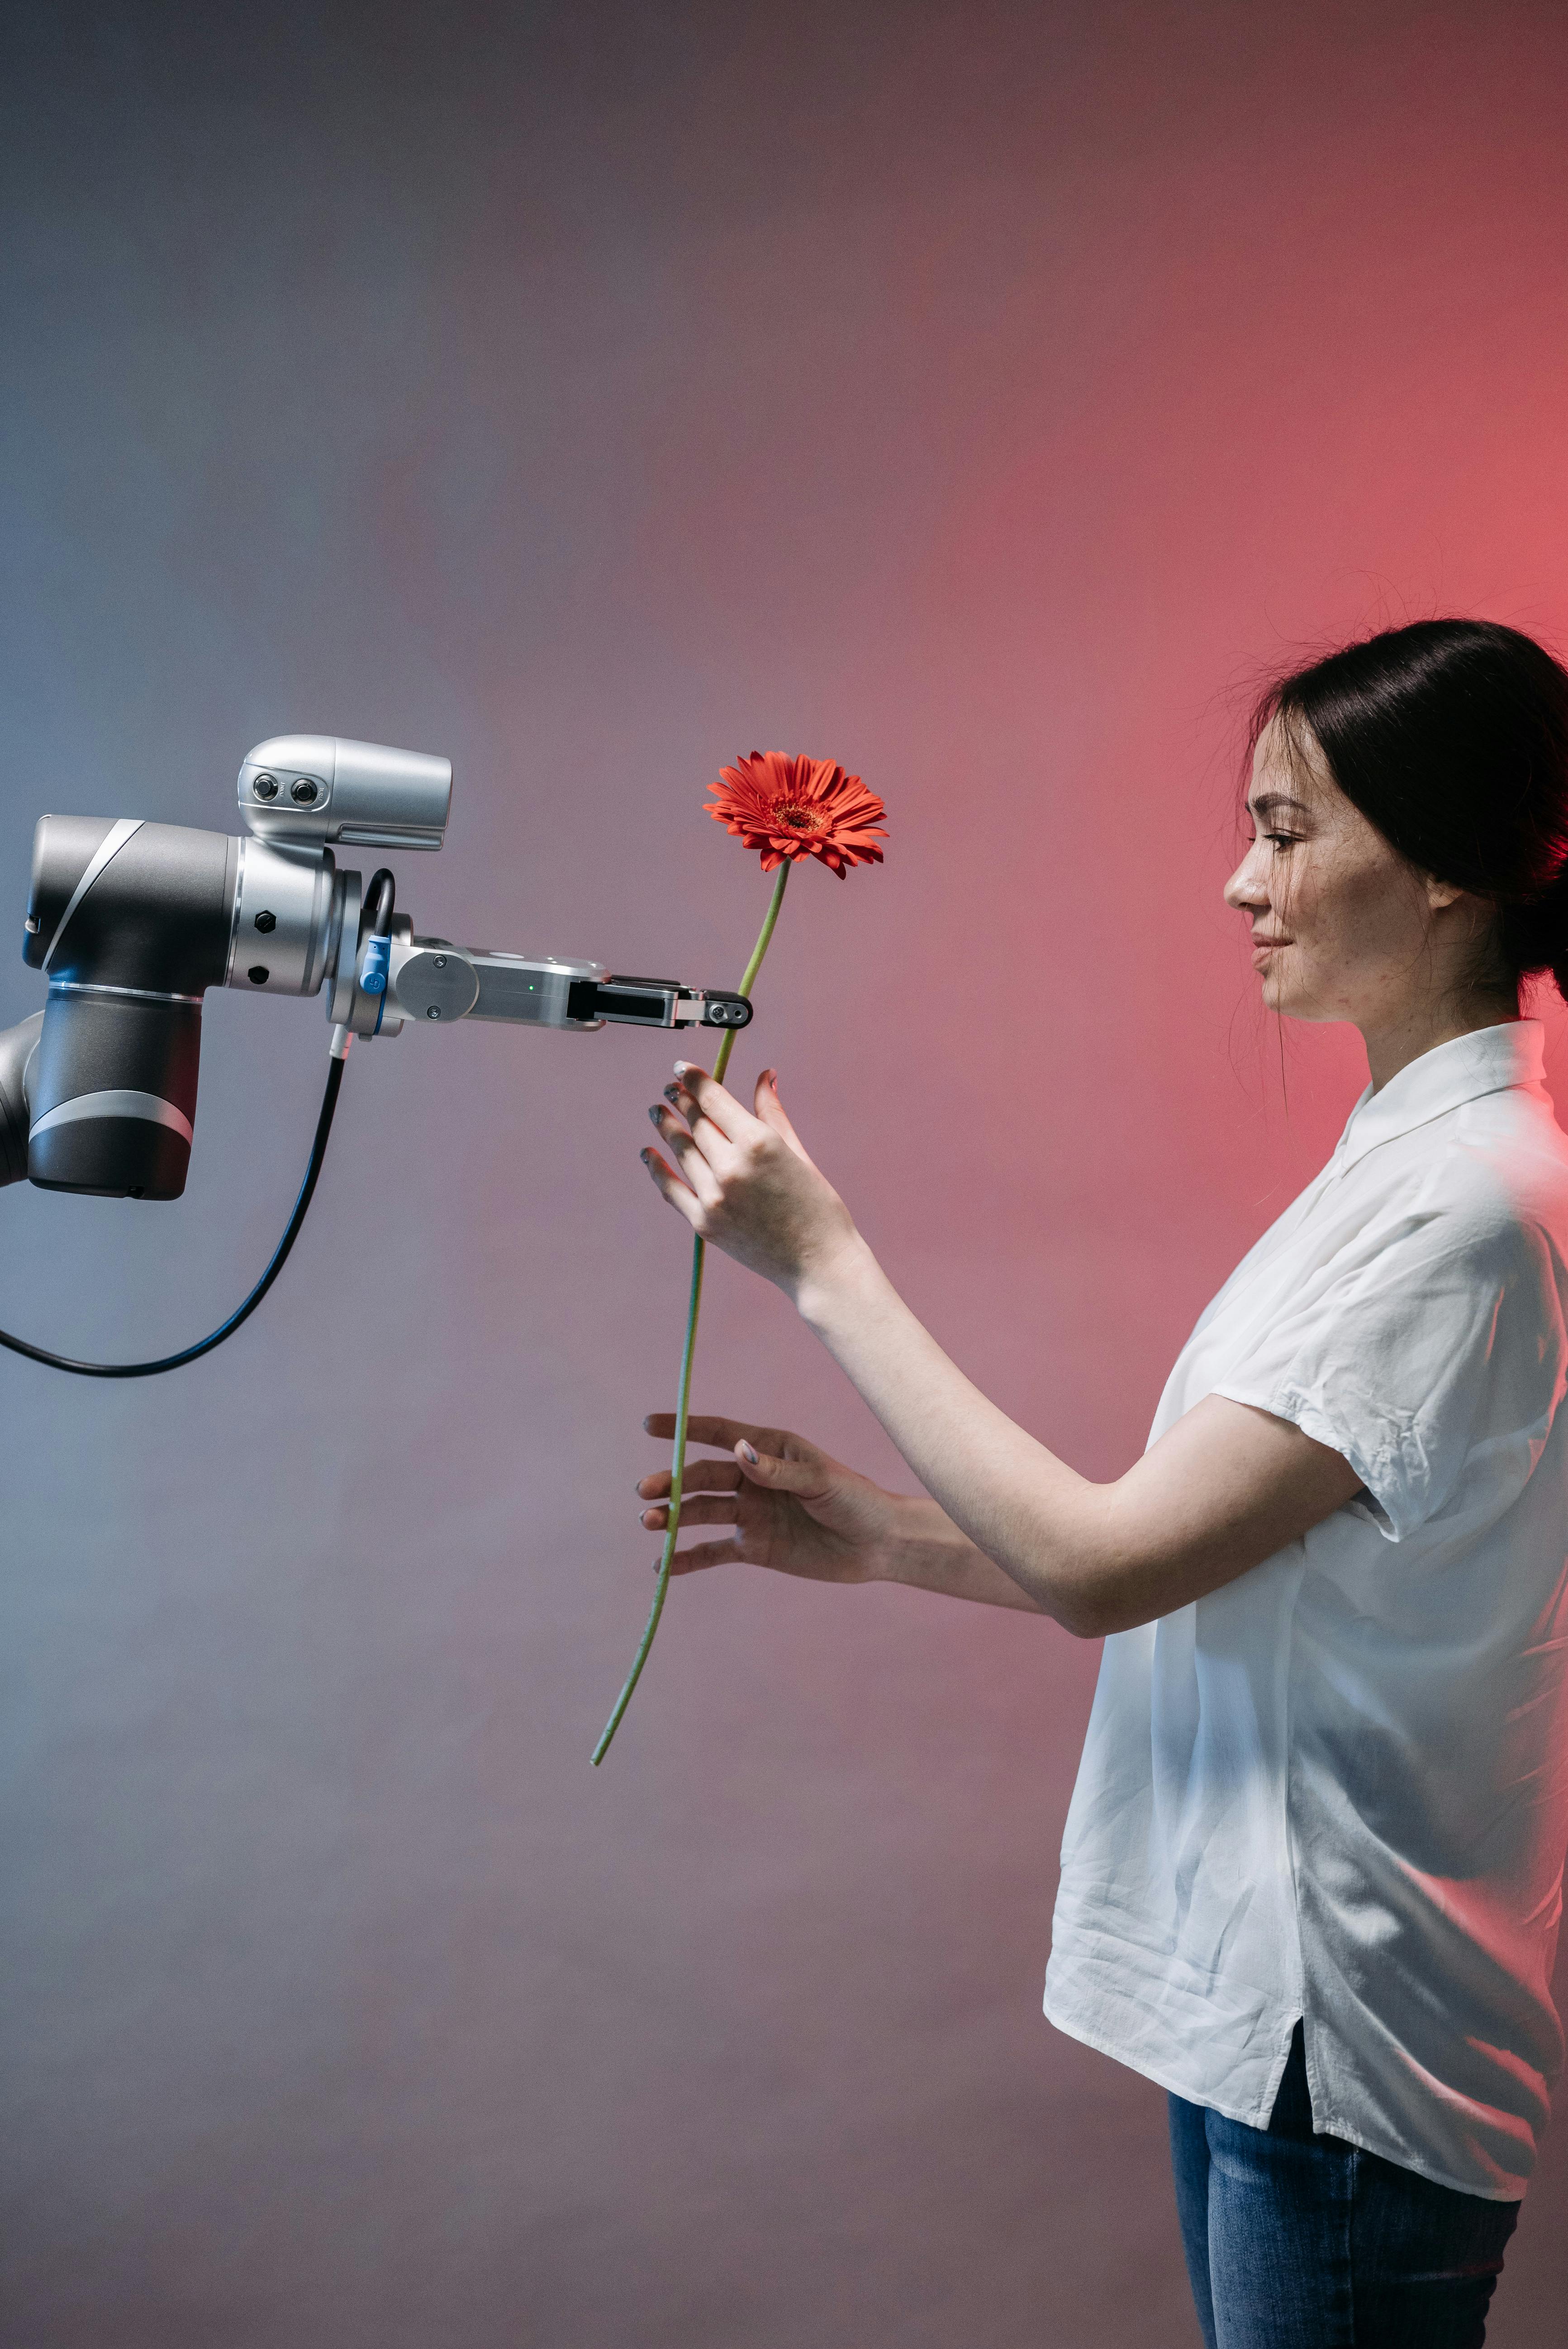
[0,1013,41,1188]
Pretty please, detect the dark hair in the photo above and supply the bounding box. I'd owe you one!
[1250,618,1568,1005]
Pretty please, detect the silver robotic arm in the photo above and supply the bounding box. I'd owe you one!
[6,734,749,1204]
[0,733,752,1376]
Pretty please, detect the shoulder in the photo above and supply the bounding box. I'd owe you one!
[1412,1089,1568,1271]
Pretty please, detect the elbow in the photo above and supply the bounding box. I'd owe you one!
[1046,1585,1120,1641]
[1041,1498,1155,1639]
[1043,1553,1150,1640]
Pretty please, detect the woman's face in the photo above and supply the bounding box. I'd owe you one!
[1223,717,1478,1029]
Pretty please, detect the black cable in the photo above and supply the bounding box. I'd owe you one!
[363,867,396,938]
[0,1052,347,1378]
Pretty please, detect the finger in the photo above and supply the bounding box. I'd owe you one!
[640,1493,740,1530]
[671,1060,767,1145]
[639,1147,707,1232]
[644,1413,787,1452]
[667,1533,745,1577]
[636,1460,742,1499]
[732,1437,834,1503]
[661,1082,738,1170]
[752,1068,815,1166]
[647,1105,723,1204]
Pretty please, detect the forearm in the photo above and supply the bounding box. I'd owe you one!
[875,1491,1049,1612]
[797,1235,1108,1630]
[792,1232,1363,1638]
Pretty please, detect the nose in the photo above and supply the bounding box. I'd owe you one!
[1223,841,1270,914]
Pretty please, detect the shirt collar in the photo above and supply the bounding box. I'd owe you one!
[1336,1020,1546,1170]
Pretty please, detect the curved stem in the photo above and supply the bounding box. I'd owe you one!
[718,860,791,1070]
[593,860,792,1764]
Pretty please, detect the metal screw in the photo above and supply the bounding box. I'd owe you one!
[432,955,447,968]
[290,777,319,804]
[252,774,279,801]
[247,965,269,985]
[426,1006,442,1018]
[253,910,276,933]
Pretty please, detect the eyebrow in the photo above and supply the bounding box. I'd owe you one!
[1247,793,1312,820]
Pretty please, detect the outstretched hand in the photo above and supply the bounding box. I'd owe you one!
[640,1065,860,1300]
[637,1414,899,1584]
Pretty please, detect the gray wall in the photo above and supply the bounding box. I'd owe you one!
[2,4,1566,2341]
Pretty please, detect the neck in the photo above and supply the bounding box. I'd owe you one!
[1358,994,1519,1094]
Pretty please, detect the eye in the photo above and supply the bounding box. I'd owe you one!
[1264,832,1303,851]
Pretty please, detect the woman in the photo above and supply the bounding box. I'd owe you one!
[636,619,1568,2349]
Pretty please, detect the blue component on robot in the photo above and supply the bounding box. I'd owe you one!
[358,935,390,995]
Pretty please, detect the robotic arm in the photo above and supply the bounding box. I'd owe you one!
[0,736,750,1377]
[0,735,749,1203]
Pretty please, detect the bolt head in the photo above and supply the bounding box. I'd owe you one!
[432,955,447,968]
[253,909,277,933]
[252,774,279,801]
[427,1005,442,1018]
[247,965,269,985]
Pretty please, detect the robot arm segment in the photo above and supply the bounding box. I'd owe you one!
[381,940,752,1034]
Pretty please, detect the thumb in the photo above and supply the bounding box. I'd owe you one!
[752,1068,815,1165]
[734,1437,831,1498]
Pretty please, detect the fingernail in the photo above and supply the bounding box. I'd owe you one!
[674,1061,689,1076]
[663,1083,680,1103]
[640,1148,652,1163]
[739,1441,758,1464]
[647,1104,662,1126]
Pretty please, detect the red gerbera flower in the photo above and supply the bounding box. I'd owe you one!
[706,752,888,876]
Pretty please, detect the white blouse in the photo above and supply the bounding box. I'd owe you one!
[1045,1021,1568,2200]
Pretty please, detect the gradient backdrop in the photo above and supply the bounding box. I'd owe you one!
[3,4,1568,2342]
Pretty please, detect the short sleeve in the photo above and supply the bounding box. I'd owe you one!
[1212,1203,1568,1542]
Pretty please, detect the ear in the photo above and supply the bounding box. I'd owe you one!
[1422,874,1470,914]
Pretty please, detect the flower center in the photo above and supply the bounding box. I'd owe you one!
[775,804,824,831]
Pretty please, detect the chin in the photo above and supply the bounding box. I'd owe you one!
[1259,975,1314,1022]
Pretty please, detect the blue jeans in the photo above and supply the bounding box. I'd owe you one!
[1169,2026,1519,2348]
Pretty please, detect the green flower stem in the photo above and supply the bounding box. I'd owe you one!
[722,857,793,1038]
[593,860,792,1765]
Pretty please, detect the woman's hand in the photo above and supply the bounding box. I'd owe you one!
[637,1415,901,1583]
[640,1065,860,1300]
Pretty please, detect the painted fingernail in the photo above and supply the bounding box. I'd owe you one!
[647,1104,662,1126]
[739,1441,758,1464]
[663,1083,680,1103]
[640,1148,652,1164]
[674,1061,689,1076]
